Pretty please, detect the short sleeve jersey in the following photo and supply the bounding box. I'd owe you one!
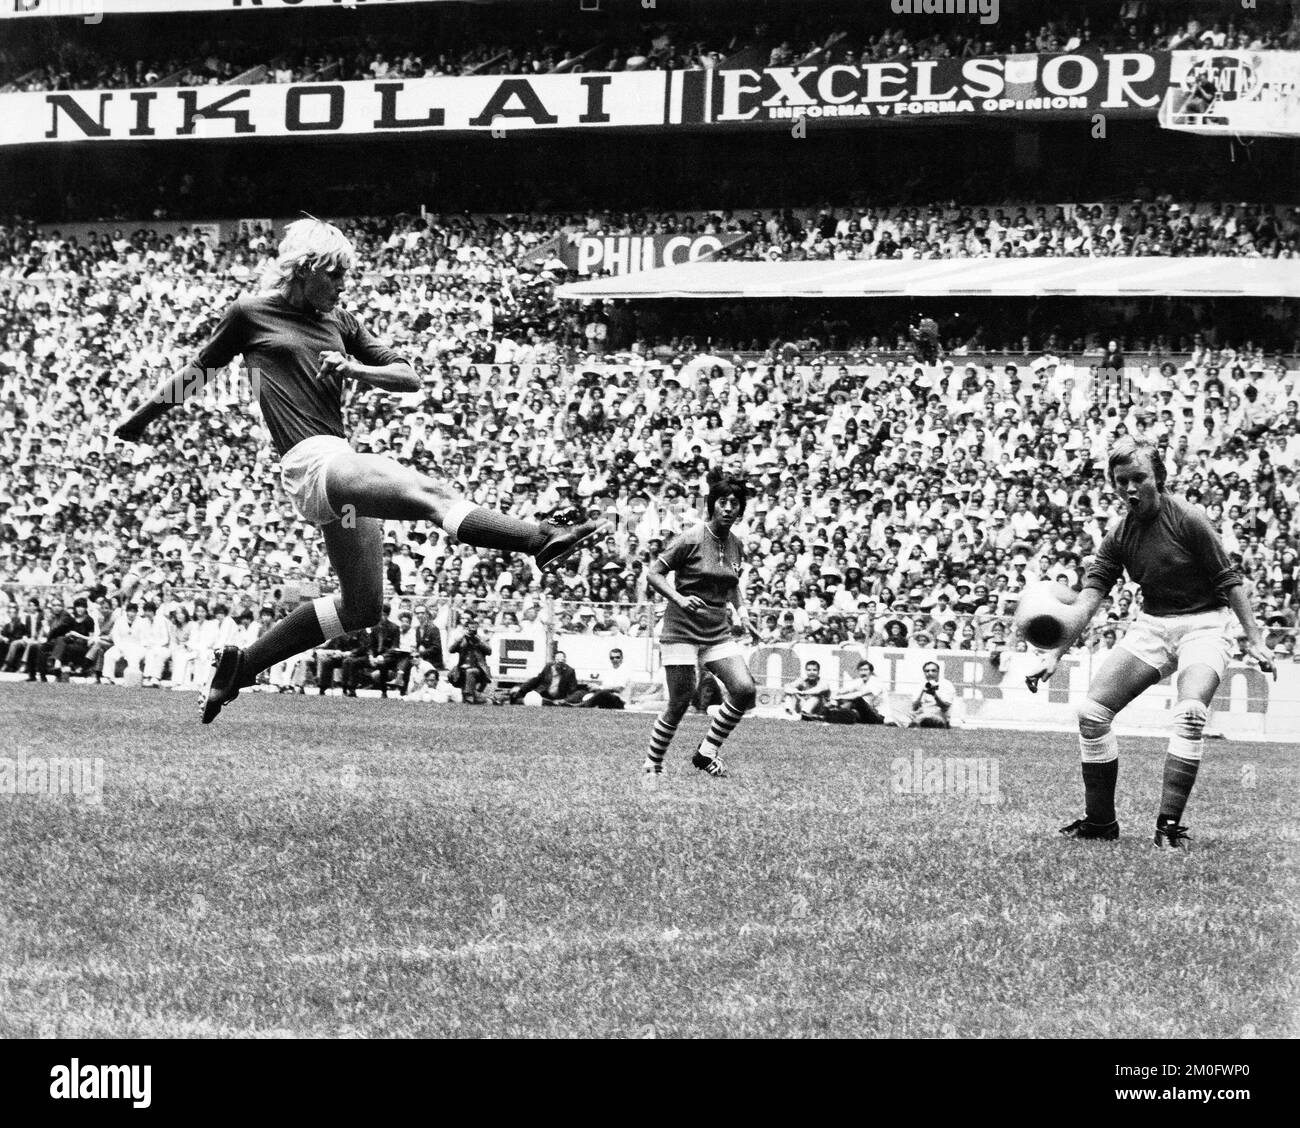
[194,293,408,458]
[1083,493,1241,616]
[658,522,744,646]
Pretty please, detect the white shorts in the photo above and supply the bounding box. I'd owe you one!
[660,640,745,667]
[1117,609,1235,679]
[280,435,351,526]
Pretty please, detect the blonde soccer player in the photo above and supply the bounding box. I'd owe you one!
[1027,437,1275,848]
[114,217,605,723]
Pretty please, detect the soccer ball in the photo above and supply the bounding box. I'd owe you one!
[522,690,544,707]
[1014,582,1080,649]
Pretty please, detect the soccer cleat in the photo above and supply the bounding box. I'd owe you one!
[1058,817,1119,841]
[200,646,244,725]
[1153,819,1191,849]
[692,748,729,778]
[640,760,663,787]
[535,519,611,573]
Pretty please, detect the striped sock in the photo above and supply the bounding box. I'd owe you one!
[646,714,678,768]
[703,699,746,754]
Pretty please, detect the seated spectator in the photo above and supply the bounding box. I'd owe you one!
[785,659,831,720]
[909,660,956,728]
[573,647,630,709]
[824,658,892,724]
[512,647,579,705]
[40,596,97,680]
[405,666,459,704]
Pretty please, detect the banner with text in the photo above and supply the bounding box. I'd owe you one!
[0,51,1190,146]
[2,0,455,17]
[1159,50,1300,137]
[562,231,749,276]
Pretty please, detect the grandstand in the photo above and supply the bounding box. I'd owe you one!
[1,0,1298,1054]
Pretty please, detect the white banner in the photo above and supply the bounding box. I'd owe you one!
[0,71,666,144]
[534,635,1296,742]
[2,0,453,18]
[1160,50,1300,137]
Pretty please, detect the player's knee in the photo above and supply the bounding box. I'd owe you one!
[1172,699,1208,740]
[730,684,757,712]
[1076,699,1115,741]
[339,593,382,631]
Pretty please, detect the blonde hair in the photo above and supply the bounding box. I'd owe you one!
[263,217,355,291]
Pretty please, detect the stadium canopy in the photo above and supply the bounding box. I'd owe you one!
[554,258,1300,300]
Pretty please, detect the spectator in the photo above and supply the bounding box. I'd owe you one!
[784,658,831,720]
[447,616,493,703]
[511,647,579,705]
[824,657,892,725]
[405,666,458,704]
[909,659,956,728]
[573,647,630,709]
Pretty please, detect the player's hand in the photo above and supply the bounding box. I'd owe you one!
[114,415,148,444]
[1245,639,1277,680]
[318,350,354,381]
[1025,651,1060,694]
[678,595,709,617]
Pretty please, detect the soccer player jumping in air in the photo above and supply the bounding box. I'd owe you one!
[1026,437,1275,848]
[114,217,606,724]
[642,470,758,781]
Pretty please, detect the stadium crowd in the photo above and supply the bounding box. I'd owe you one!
[4,1,1297,93]
[1,205,1297,693]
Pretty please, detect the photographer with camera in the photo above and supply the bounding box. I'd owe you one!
[909,660,956,729]
[448,615,493,703]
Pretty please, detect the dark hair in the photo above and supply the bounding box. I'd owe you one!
[705,468,751,517]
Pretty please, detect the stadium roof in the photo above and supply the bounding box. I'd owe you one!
[555,258,1300,300]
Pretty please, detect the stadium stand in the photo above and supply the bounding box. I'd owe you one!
[2,206,1297,691]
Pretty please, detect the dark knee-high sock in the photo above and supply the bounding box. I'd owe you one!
[1159,757,1200,824]
[239,595,342,684]
[1079,727,1119,824]
[441,499,546,554]
[1082,760,1119,824]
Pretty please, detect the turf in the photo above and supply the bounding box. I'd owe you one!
[1,684,1296,1038]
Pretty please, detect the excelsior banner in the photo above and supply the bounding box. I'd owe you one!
[0,51,1178,145]
[1159,50,1300,137]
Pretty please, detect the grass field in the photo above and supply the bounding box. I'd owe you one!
[2,684,1297,1038]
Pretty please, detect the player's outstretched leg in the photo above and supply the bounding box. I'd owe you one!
[1059,699,1120,840]
[693,655,757,779]
[325,452,608,575]
[1154,698,1207,849]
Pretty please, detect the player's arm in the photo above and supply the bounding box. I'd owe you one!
[1025,585,1105,692]
[115,300,245,443]
[727,565,760,642]
[324,316,419,392]
[1225,585,1275,677]
[1185,511,1278,677]
[647,546,707,617]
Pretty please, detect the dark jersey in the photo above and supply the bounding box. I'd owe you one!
[194,293,408,458]
[658,522,744,646]
[1083,492,1241,616]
